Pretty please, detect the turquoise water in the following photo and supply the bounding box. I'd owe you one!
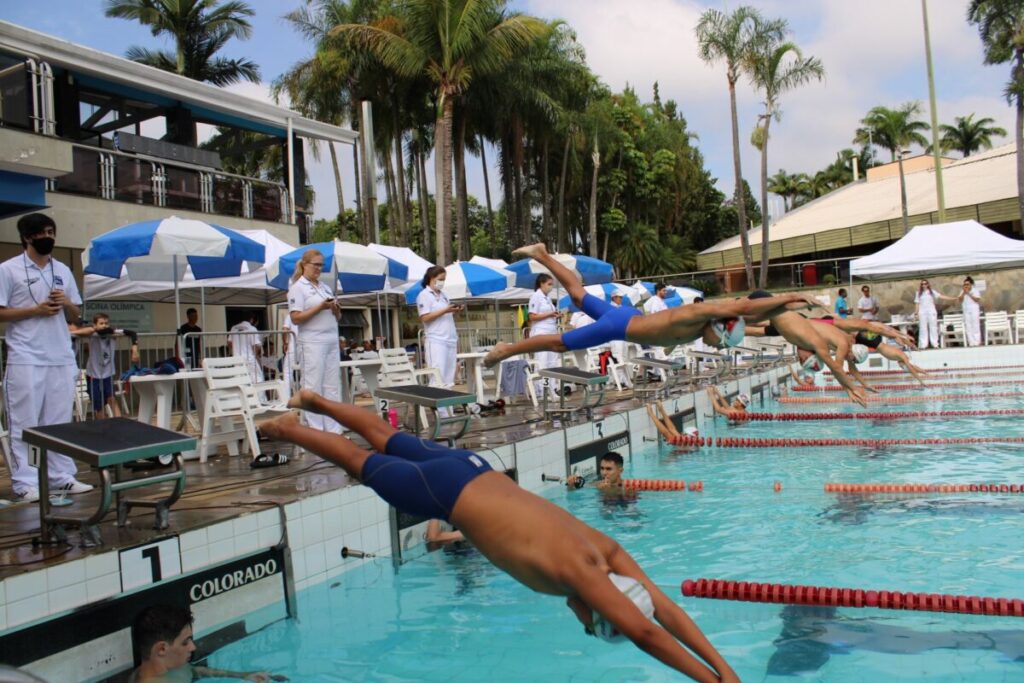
[211,385,1024,682]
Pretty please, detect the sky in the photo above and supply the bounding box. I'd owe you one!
[1,1,1015,227]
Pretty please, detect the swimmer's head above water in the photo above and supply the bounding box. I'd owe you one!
[598,452,624,486]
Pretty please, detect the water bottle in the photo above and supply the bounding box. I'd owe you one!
[387,408,399,428]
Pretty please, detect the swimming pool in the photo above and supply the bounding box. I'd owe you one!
[210,383,1024,682]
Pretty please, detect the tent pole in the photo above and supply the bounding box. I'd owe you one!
[174,254,181,330]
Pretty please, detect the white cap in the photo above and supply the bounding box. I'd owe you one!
[801,355,822,373]
[736,393,751,407]
[850,344,869,364]
[684,427,699,437]
[591,573,655,642]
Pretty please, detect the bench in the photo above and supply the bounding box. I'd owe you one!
[537,367,608,421]
[375,385,477,442]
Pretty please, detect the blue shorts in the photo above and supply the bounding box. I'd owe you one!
[561,294,642,351]
[87,376,114,412]
[360,432,493,522]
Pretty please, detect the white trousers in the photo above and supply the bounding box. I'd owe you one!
[533,350,561,399]
[918,309,939,348]
[299,341,341,433]
[4,364,78,493]
[424,338,457,387]
[964,309,982,346]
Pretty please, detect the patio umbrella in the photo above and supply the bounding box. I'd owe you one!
[368,243,433,286]
[506,252,614,289]
[634,281,704,308]
[82,215,266,327]
[558,282,640,311]
[266,240,408,293]
[402,261,513,304]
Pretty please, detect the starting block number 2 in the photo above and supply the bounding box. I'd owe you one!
[378,398,390,413]
[120,537,182,591]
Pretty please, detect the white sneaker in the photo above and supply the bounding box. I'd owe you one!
[58,480,94,495]
[14,487,40,503]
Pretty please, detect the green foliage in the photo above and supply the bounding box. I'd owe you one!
[939,113,1008,156]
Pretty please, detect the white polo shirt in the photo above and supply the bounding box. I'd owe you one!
[228,320,262,361]
[570,311,594,328]
[644,295,668,315]
[0,253,80,366]
[417,287,457,344]
[528,289,558,334]
[288,276,338,344]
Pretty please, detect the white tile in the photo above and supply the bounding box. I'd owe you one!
[5,570,48,602]
[86,573,121,602]
[356,498,376,527]
[0,592,6,631]
[234,531,259,556]
[232,514,259,536]
[302,514,324,545]
[303,543,326,578]
[48,582,88,614]
[359,527,377,554]
[258,526,282,548]
[340,504,359,535]
[206,520,234,545]
[84,552,119,579]
[324,536,345,571]
[46,560,86,590]
[285,519,305,549]
[300,495,323,517]
[257,509,280,529]
[376,523,390,555]
[180,546,210,573]
[283,501,302,519]
[6,594,49,629]
[290,548,307,582]
[321,489,342,511]
[322,509,343,540]
[177,528,208,552]
[207,536,235,564]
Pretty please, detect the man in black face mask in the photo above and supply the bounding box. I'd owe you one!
[0,213,92,502]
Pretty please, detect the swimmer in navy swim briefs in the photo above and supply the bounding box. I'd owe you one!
[259,390,739,682]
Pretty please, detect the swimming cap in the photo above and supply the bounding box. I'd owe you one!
[711,317,746,347]
[801,355,822,373]
[591,573,655,642]
[684,427,699,437]
[736,393,751,407]
[850,344,869,364]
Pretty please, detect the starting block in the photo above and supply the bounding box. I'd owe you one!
[23,418,194,546]
[631,357,686,400]
[538,367,607,421]
[375,385,477,442]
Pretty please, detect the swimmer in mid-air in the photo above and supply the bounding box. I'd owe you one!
[483,243,821,368]
[260,391,738,683]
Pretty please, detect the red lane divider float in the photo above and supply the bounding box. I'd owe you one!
[793,378,1024,392]
[681,579,1024,617]
[825,482,1024,494]
[622,479,703,491]
[779,392,1024,404]
[824,370,1024,383]
[710,436,1024,448]
[726,408,1024,422]
[825,364,1024,376]
[667,434,706,447]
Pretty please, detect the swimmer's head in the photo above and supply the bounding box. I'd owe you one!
[798,372,815,385]
[797,349,822,373]
[705,317,746,348]
[599,452,624,485]
[571,573,656,643]
[850,344,869,365]
[734,393,750,410]
[684,427,699,437]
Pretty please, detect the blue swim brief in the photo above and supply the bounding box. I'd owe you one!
[561,293,642,351]
[360,432,493,521]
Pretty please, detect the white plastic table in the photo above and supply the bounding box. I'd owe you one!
[339,358,383,403]
[457,351,503,404]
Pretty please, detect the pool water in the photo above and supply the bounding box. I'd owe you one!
[210,385,1024,682]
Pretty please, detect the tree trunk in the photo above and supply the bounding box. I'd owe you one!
[513,119,528,244]
[542,138,552,245]
[510,137,523,246]
[393,128,409,246]
[357,107,375,243]
[758,114,771,289]
[898,154,910,235]
[479,134,497,257]
[417,148,432,257]
[328,141,346,241]
[353,138,366,242]
[434,96,454,265]
[728,78,754,287]
[502,137,517,247]
[382,144,397,245]
[454,114,470,260]
[588,133,600,258]
[556,132,571,252]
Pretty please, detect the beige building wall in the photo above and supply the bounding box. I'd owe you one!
[864,154,954,182]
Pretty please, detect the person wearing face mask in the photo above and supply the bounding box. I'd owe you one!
[958,276,983,347]
[528,273,561,400]
[288,248,342,434]
[914,279,956,349]
[416,265,462,394]
[0,213,93,502]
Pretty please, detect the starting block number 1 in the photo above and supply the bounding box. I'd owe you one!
[28,445,39,468]
[120,537,182,591]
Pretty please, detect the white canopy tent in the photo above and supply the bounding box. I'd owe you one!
[850,220,1024,279]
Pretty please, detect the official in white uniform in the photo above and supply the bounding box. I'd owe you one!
[959,277,982,347]
[280,313,298,397]
[417,266,461,389]
[289,249,342,433]
[608,292,633,389]
[643,283,671,362]
[528,274,559,399]
[914,279,954,349]
[0,214,93,502]
[228,312,265,386]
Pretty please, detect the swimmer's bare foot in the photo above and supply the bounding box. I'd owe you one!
[511,242,549,261]
[287,388,320,412]
[484,342,514,369]
[257,412,300,440]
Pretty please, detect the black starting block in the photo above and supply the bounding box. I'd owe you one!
[375,385,477,442]
[632,357,686,400]
[538,367,607,421]
[24,418,194,546]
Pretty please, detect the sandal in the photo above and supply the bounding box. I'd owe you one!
[250,453,289,469]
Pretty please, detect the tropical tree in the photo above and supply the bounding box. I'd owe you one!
[748,32,824,287]
[105,0,259,85]
[767,169,802,211]
[854,103,930,232]
[968,1,1024,228]
[696,5,782,287]
[332,0,546,265]
[939,113,1008,157]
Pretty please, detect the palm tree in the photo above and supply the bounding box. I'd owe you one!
[767,169,801,211]
[332,0,546,265]
[940,113,1008,157]
[968,1,1024,229]
[105,0,259,84]
[696,6,782,288]
[748,35,824,287]
[854,103,930,232]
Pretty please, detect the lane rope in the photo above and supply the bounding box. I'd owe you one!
[726,408,1024,422]
[710,435,1024,448]
[824,482,1024,494]
[825,364,1024,376]
[779,391,1024,404]
[793,378,1024,392]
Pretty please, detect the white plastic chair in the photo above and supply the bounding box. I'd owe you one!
[378,348,443,425]
[940,314,965,348]
[73,370,91,421]
[984,311,1012,345]
[199,356,290,462]
[1013,310,1024,344]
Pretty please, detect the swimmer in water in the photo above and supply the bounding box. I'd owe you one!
[260,392,738,683]
[706,386,749,420]
[646,400,700,450]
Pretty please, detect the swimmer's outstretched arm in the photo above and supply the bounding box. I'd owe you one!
[646,403,678,441]
[655,401,682,438]
[483,332,567,367]
[685,293,814,325]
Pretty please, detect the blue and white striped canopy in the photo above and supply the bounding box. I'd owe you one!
[506,252,614,289]
[266,240,408,292]
[83,216,266,280]
[558,282,639,311]
[635,281,703,308]
[403,261,513,304]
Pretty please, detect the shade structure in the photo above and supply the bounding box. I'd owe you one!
[266,240,407,292]
[402,261,513,304]
[850,220,1024,279]
[506,252,614,289]
[635,281,703,308]
[368,243,434,286]
[558,282,640,311]
[83,216,265,280]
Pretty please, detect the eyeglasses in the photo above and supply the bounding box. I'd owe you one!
[307,262,325,269]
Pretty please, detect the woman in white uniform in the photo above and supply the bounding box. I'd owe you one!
[914,279,955,349]
[959,276,983,347]
[417,265,462,389]
[288,249,342,432]
[528,274,559,399]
